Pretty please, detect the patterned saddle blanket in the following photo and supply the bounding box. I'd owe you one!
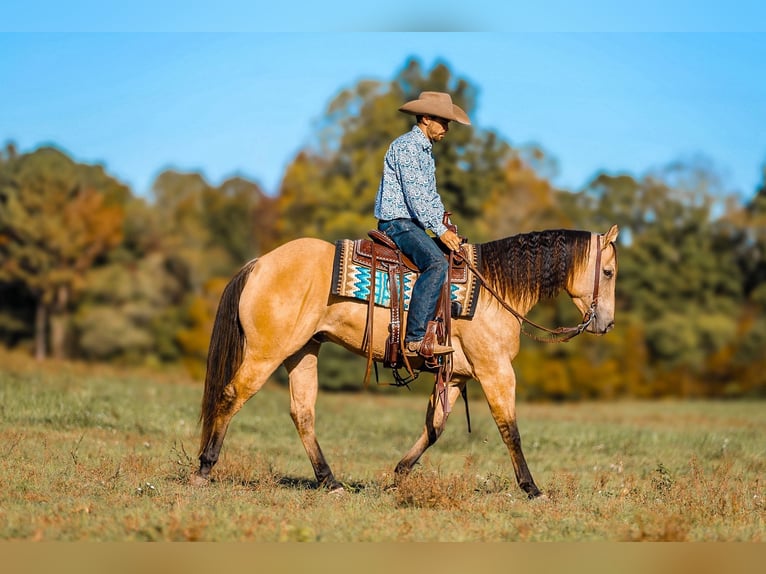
[331,238,482,318]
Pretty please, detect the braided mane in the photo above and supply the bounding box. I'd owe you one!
[479,229,592,306]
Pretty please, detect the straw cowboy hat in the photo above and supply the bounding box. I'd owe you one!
[399,91,471,125]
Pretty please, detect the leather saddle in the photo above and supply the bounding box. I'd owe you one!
[355,229,468,283]
[361,223,464,386]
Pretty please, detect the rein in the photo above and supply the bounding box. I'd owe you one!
[458,234,602,343]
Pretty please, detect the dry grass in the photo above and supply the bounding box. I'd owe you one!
[0,348,763,541]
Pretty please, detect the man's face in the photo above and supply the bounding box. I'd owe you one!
[424,115,450,142]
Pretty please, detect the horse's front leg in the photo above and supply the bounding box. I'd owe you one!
[284,340,343,491]
[477,362,541,499]
[394,379,465,476]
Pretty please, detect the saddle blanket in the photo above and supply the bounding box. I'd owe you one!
[331,239,482,318]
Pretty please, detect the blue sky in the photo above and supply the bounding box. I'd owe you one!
[2,12,765,201]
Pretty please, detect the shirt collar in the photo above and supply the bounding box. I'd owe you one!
[410,125,432,151]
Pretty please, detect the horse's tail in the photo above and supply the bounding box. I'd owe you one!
[198,258,259,455]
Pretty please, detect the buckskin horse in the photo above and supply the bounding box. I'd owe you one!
[195,225,619,498]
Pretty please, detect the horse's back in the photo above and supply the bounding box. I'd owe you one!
[262,236,335,260]
[243,236,335,297]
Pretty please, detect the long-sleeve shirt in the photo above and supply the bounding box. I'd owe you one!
[374,125,448,237]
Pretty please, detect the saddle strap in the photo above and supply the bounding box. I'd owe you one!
[436,214,459,417]
[438,251,456,416]
[423,249,457,416]
[364,247,415,385]
[386,264,401,368]
[363,248,377,388]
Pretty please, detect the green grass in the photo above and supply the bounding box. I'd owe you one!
[0,350,763,541]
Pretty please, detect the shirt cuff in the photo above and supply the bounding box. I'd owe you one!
[432,222,448,237]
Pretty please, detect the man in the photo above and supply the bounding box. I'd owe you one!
[374,91,471,358]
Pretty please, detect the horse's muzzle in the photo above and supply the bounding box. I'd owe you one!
[599,320,615,334]
[588,319,614,335]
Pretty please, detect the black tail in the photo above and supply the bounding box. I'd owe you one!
[198,258,259,455]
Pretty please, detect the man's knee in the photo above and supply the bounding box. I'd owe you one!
[424,255,448,278]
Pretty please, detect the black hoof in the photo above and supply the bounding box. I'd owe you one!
[520,481,542,499]
[318,476,344,492]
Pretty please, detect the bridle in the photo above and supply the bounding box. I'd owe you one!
[459,233,605,343]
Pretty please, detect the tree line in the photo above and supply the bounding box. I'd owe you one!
[2,58,765,399]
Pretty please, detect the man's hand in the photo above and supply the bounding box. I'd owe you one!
[439,229,462,252]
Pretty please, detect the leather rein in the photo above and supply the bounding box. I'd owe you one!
[458,234,603,343]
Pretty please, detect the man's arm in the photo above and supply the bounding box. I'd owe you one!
[393,146,448,237]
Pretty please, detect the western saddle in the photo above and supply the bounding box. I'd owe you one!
[360,214,465,388]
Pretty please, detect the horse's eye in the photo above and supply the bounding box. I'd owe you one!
[603,268,614,278]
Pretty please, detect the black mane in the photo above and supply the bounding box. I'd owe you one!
[479,229,592,305]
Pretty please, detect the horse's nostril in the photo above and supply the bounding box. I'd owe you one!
[605,321,615,332]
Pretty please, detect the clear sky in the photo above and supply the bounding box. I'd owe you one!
[2,6,765,200]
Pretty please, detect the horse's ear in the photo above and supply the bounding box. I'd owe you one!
[602,224,619,247]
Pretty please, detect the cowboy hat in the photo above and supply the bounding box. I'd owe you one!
[398,91,471,125]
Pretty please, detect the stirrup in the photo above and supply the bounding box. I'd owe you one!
[404,340,454,357]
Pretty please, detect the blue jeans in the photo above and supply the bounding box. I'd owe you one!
[378,218,448,343]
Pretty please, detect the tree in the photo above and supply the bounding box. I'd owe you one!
[722,162,766,393]
[0,147,126,360]
[479,145,571,240]
[147,169,273,372]
[150,170,272,288]
[276,58,515,244]
[273,57,594,393]
[578,160,746,395]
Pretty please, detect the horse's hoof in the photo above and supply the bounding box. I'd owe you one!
[189,473,209,487]
[327,484,346,495]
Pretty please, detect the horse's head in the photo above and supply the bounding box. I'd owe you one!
[567,225,619,335]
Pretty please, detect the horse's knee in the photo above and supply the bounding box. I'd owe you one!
[290,409,315,432]
[495,420,521,449]
[208,384,239,424]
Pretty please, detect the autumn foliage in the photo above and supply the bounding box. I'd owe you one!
[1,58,765,399]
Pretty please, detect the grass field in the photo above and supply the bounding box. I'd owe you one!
[0,350,763,542]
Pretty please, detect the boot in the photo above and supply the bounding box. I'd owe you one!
[404,340,454,358]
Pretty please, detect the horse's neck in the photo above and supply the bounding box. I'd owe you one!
[507,294,539,317]
[477,280,540,319]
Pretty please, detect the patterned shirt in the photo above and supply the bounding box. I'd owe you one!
[374,125,448,237]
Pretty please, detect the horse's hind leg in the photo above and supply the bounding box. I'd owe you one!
[284,340,343,491]
[197,353,279,481]
[394,380,465,476]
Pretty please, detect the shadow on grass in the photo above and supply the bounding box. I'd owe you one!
[180,472,374,493]
[276,475,371,493]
